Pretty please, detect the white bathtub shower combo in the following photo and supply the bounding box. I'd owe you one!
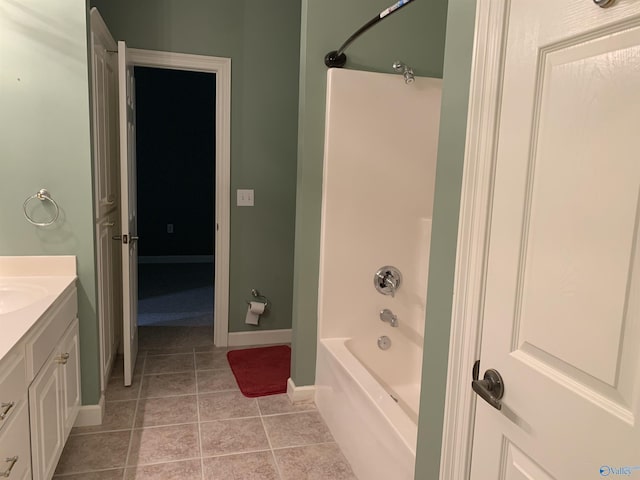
[315,68,441,480]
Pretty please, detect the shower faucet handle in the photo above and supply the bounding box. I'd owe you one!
[379,272,396,290]
[374,266,402,297]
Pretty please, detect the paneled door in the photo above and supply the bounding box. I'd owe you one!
[90,8,121,391]
[118,40,139,387]
[470,1,640,478]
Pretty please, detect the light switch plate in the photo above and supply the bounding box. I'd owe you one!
[237,189,254,206]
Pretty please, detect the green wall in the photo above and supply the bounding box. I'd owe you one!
[415,0,478,478]
[293,1,480,477]
[291,0,448,384]
[90,0,302,333]
[0,0,99,404]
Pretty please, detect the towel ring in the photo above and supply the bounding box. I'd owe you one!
[23,189,60,227]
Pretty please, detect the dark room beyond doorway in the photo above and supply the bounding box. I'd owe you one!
[134,66,216,328]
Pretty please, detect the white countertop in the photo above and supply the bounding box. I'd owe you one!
[0,256,77,361]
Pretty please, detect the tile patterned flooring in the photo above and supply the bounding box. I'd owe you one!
[53,327,356,480]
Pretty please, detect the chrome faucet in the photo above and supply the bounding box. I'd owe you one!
[374,266,402,297]
[380,273,397,293]
[393,61,415,84]
[380,309,398,327]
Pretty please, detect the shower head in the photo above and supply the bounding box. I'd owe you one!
[393,61,415,84]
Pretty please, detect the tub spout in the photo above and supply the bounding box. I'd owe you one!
[380,309,398,327]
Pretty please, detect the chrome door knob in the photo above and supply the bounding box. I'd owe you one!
[471,360,505,410]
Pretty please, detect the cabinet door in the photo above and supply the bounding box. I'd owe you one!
[0,401,31,480]
[29,359,63,480]
[60,319,81,438]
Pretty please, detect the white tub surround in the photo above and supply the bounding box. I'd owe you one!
[316,69,442,480]
[0,256,80,480]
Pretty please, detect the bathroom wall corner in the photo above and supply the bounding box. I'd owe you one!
[414,0,478,478]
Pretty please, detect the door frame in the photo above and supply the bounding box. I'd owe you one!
[439,1,508,478]
[128,48,231,347]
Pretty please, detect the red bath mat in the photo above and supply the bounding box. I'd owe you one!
[227,345,291,397]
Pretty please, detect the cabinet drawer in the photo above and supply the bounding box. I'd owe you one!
[0,401,31,480]
[0,350,26,434]
[26,288,78,381]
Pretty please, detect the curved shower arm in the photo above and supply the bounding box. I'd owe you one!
[324,0,416,68]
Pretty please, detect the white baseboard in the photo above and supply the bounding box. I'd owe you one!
[228,329,292,347]
[138,255,214,264]
[74,395,105,427]
[287,377,316,404]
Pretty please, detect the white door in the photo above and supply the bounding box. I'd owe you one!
[118,40,139,387]
[96,215,115,389]
[90,8,121,392]
[470,1,640,478]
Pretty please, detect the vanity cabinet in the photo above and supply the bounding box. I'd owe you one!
[0,282,80,480]
[29,318,80,480]
[28,288,80,480]
[0,351,30,480]
[0,401,31,480]
[60,320,81,437]
[28,356,63,480]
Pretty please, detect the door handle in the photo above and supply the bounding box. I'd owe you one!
[472,360,504,410]
[1,456,19,478]
[112,234,138,244]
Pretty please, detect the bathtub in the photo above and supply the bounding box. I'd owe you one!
[315,68,441,480]
[315,332,422,480]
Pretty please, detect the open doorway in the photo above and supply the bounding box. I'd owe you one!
[134,67,216,330]
[91,8,232,388]
[123,48,231,355]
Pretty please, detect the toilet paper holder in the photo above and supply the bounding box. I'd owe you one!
[247,289,269,308]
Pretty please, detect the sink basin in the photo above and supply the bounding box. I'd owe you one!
[0,284,48,314]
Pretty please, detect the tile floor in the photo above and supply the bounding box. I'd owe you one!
[53,327,357,480]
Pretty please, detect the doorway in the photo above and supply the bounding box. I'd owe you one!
[135,66,215,331]
[90,9,232,391]
[126,48,231,353]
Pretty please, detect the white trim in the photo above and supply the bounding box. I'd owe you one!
[286,377,316,404]
[74,395,105,427]
[89,8,117,51]
[138,255,214,264]
[439,2,508,479]
[127,48,231,348]
[227,329,292,347]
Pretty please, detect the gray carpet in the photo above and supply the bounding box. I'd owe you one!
[137,263,214,327]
